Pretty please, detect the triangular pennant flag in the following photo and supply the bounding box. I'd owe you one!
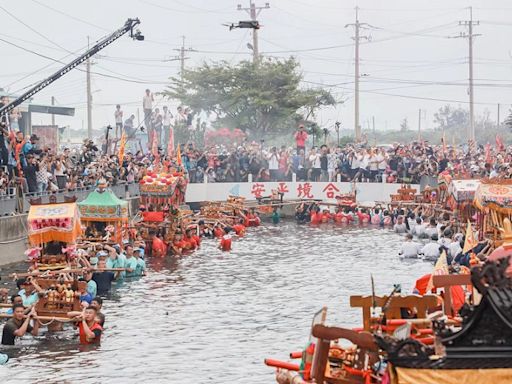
[176,144,182,166]
[229,184,240,196]
[463,220,478,254]
[426,250,449,292]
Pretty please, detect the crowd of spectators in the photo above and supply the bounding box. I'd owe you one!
[180,132,512,184]
[1,93,511,195]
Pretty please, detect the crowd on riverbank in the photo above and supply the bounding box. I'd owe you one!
[1,96,512,195]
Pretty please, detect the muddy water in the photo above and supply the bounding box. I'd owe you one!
[0,222,432,383]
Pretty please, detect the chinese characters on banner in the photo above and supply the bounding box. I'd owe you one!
[249,182,347,200]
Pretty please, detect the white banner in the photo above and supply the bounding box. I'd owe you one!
[185,181,419,203]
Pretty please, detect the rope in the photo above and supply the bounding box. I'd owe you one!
[37,317,56,326]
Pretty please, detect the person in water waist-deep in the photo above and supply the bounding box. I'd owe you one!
[70,306,103,345]
[183,228,199,250]
[213,224,225,238]
[1,304,40,345]
[309,206,322,225]
[356,208,370,224]
[233,219,247,236]
[271,207,280,224]
[219,227,233,251]
[320,209,331,223]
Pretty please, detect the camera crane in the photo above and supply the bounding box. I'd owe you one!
[0,18,143,122]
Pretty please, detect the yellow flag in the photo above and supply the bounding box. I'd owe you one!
[426,250,449,292]
[176,144,182,166]
[118,131,126,165]
[463,220,478,254]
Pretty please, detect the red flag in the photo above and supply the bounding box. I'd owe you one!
[496,134,505,152]
[167,125,174,156]
[176,144,182,166]
[485,143,492,164]
[151,130,158,158]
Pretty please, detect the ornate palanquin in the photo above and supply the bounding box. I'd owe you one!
[139,171,187,208]
[446,179,480,222]
[378,258,512,384]
[474,178,512,241]
[78,188,128,222]
[437,173,452,205]
[28,203,82,246]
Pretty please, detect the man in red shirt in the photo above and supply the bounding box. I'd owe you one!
[294,125,308,153]
[233,219,246,237]
[219,228,232,251]
[77,306,103,345]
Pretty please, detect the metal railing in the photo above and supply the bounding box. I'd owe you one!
[0,181,141,216]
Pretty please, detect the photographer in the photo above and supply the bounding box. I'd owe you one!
[81,139,98,164]
[23,154,39,194]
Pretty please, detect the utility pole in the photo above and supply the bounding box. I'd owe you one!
[51,96,55,127]
[172,36,194,81]
[458,7,479,142]
[237,1,270,64]
[418,108,421,141]
[86,36,93,140]
[346,7,369,142]
[372,116,376,146]
[497,103,501,128]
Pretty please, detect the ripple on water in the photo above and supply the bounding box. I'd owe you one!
[0,222,433,384]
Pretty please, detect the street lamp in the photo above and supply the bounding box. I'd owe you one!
[322,127,329,144]
[335,121,340,146]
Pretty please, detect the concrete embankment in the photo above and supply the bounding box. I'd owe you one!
[0,214,29,267]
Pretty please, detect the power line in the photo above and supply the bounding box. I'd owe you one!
[0,4,71,53]
[30,0,110,32]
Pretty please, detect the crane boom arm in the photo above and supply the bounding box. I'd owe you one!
[0,18,141,117]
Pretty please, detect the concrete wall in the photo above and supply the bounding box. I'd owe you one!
[0,214,29,266]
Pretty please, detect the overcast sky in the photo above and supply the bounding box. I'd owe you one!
[2,0,512,138]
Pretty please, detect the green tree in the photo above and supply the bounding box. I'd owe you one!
[163,58,337,140]
[433,104,469,132]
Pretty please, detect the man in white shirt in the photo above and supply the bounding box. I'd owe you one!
[393,216,407,233]
[114,105,123,139]
[448,233,463,261]
[399,234,421,258]
[369,151,380,181]
[378,148,388,176]
[424,217,438,239]
[412,217,426,237]
[142,89,154,145]
[309,147,321,181]
[162,106,173,151]
[420,234,441,262]
[268,147,280,181]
